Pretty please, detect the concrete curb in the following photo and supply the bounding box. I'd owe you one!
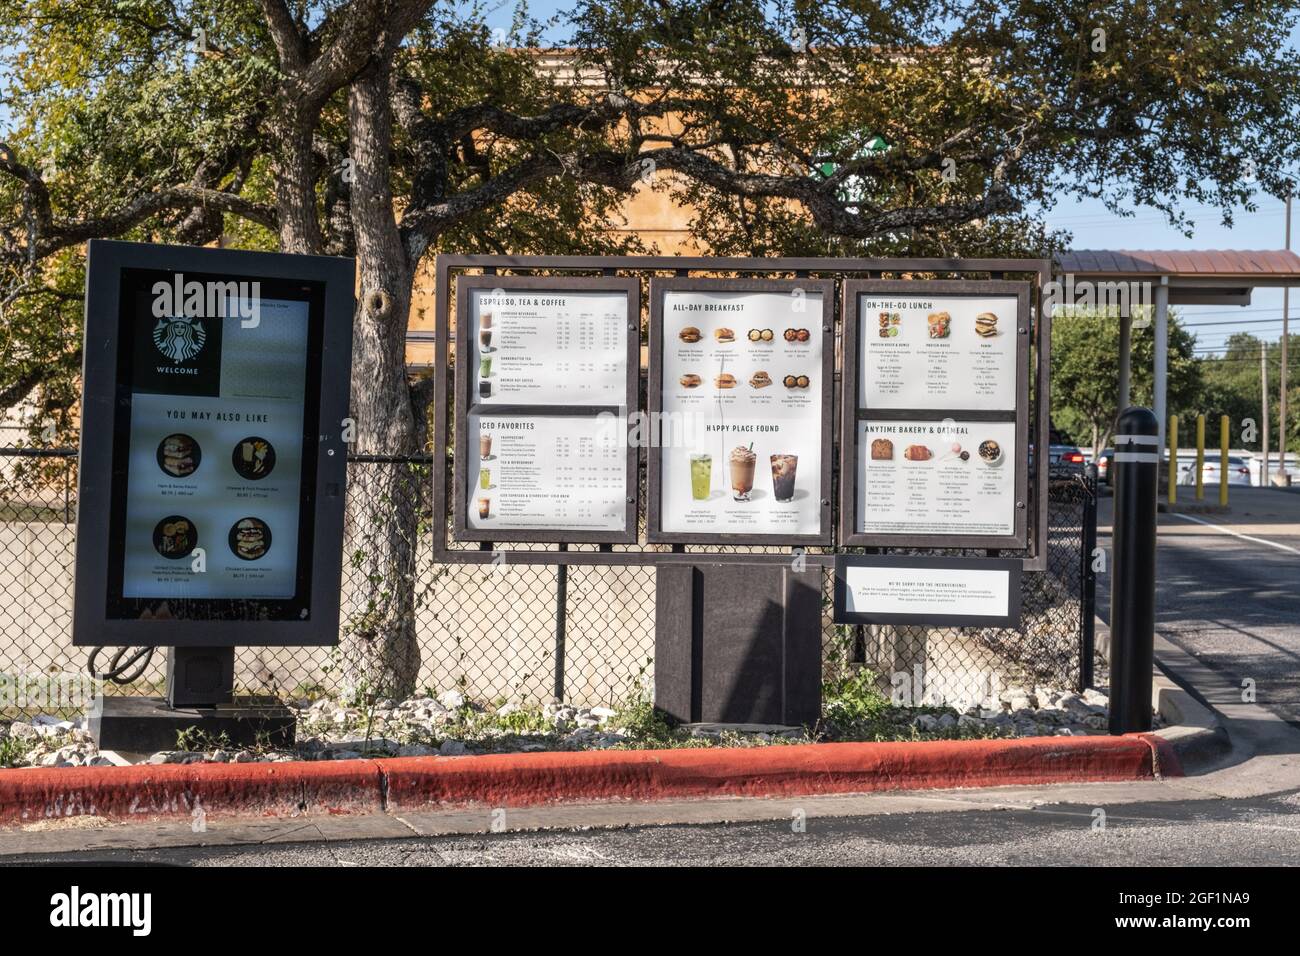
[0,735,1172,826]
[1094,614,1233,772]
[1150,664,1233,771]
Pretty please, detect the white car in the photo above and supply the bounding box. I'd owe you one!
[1177,456,1252,487]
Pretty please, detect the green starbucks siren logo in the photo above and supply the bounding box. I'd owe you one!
[152,315,207,363]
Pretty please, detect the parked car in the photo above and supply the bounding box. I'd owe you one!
[1177,456,1252,487]
[1049,444,1087,474]
[1095,448,1114,484]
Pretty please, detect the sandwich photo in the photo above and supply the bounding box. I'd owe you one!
[158,434,198,477]
[975,312,999,337]
[714,327,735,343]
[870,438,894,460]
[678,326,702,343]
[749,370,772,388]
[714,372,737,389]
[679,373,702,388]
[231,517,270,561]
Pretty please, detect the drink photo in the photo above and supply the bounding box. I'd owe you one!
[770,453,797,501]
[729,446,756,501]
[480,434,493,460]
[477,496,491,519]
[479,355,492,378]
[480,466,491,490]
[479,327,493,352]
[480,310,493,330]
[690,453,712,500]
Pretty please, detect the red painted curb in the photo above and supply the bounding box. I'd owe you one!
[0,759,384,826]
[1136,733,1186,778]
[383,736,1159,810]
[0,735,1165,826]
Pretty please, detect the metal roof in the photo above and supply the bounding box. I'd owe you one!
[1055,249,1300,278]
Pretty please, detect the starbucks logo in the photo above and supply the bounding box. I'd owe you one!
[152,315,207,363]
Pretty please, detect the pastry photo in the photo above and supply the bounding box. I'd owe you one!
[903,444,932,461]
[870,438,894,460]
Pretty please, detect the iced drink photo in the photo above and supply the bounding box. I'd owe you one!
[480,467,491,490]
[479,327,493,351]
[480,310,493,329]
[479,434,492,459]
[479,355,492,378]
[729,446,756,501]
[770,454,798,502]
[477,496,491,519]
[690,453,712,500]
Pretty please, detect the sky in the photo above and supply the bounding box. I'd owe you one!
[3,2,1295,360]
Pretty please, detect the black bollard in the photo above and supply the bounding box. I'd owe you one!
[1109,406,1159,734]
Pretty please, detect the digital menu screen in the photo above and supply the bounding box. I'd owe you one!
[105,269,323,620]
[656,286,826,538]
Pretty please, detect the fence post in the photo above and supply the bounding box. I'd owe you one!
[1079,464,1098,691]
[554,544,567,703]
[1110,406,1159,734]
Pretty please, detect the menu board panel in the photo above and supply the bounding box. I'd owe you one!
[467,286,628,406]
[453,275,639,544]
[465,413,627,533]
[840,279,1030,549]
[858,293,1019,411]
[649,280,833,543]
[855,419,1017,536]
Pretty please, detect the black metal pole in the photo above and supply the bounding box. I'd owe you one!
[1109,406,1159,734]
[1079,463,1098,691]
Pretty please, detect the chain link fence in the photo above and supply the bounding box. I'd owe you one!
[1,447,1097,718]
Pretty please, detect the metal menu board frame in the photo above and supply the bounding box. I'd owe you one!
[646,276,836,547]
[451,274,640,545]
[73,239,355,647]
[429,255,1052,571]
[838,279,1032,549]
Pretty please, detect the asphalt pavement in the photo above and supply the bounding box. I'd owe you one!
[1097,486,1300,725]
[8,786,1300,866]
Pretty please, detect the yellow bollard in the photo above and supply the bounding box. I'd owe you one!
[1195,414,1205,500]
[1220,414,1230,507]
[1168,414,1178,505]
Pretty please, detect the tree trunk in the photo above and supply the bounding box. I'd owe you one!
[336,60,423,700]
